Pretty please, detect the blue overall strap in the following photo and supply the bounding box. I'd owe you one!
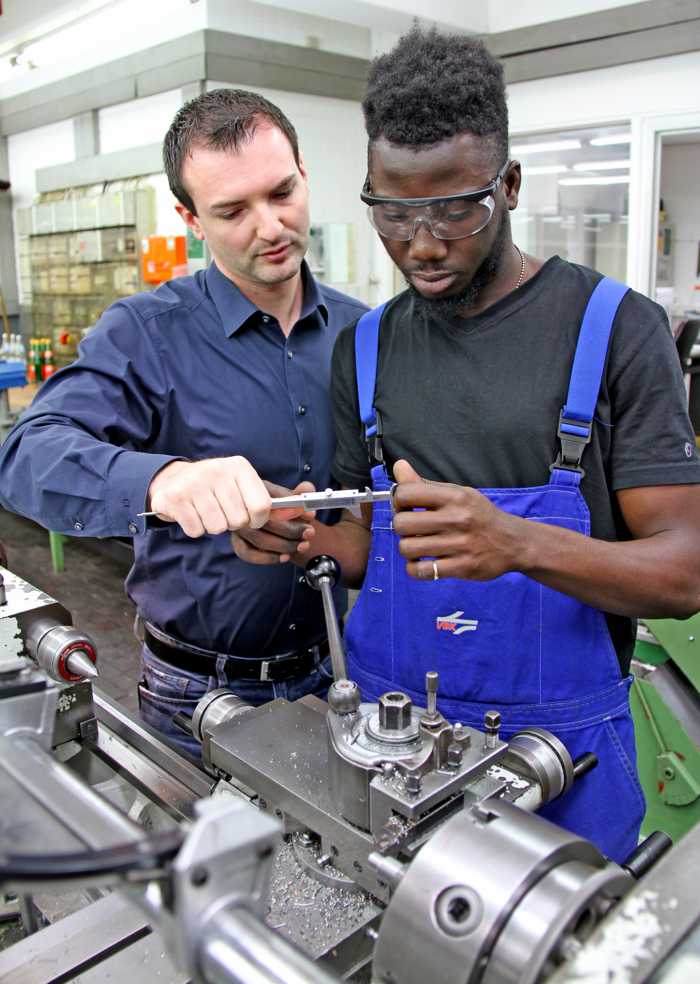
[551,277,630,482]
[355,302,389,461]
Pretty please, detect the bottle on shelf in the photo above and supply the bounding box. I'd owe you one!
[42,344,56,380]
[34,338,44,383]
[0,332,9,359]
[26,340,37,384]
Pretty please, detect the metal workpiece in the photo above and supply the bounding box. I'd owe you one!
[192,688,254,744]
[499,728,575,805]
[304,556,347,682]
[373,799,631,984]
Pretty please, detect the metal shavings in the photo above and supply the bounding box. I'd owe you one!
[56,690,77,713]
[562,889,675,983]
[487,765,529,789]
[265,836,379,957]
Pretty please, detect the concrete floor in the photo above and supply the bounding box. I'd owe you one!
[0,507,142,712]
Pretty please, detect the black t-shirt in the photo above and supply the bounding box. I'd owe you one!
[331,256,700,673]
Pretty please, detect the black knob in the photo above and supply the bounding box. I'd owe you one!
[572,752,598,781]
[622,830,673,880]
[304,555,341,591]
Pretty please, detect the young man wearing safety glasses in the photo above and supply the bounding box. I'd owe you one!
[233,28,700,862]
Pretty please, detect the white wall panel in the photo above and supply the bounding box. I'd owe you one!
[99,89,184,155]
[488,0,641,33]
[507,51,700,134]
[7,119,75,212]
[207,0,371,58]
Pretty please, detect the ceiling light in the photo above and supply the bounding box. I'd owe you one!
[9,49,37,70]
[572,160,631,171]
[559,176,630,186]
[511,139,582,155]
[589,133,632,146]
[522,165,569,176]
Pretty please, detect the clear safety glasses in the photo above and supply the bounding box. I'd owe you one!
[360,160,510,241]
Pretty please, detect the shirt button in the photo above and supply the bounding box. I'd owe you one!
[287,350,294,359]
[261,315,270,323]
[288,623,296,631]
[298,405,306,415]
[73,521,84,531]
[303,463,312,473]
[128,522,138,535]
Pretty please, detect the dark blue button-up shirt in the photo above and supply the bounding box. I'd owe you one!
[0,262,367,656]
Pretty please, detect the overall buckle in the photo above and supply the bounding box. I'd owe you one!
[549,410,592,476]
[365,409,384,465]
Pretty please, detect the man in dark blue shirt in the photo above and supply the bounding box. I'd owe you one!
[0,89,367,758]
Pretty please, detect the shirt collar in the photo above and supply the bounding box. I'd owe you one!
[205,260,328,337]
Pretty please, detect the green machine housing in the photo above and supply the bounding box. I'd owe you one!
[632,615,700,843]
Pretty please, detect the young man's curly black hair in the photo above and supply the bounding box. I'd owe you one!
[362,26,508,164]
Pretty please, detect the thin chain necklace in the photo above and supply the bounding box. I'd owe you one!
[513,244,526,291]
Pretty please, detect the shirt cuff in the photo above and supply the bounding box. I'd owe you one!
[106,451,183,536]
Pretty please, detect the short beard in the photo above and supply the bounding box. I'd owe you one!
[407,211,509,320]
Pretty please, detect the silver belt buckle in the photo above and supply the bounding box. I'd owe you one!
[260,660,272,682]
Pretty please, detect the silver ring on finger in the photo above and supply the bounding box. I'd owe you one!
[432,559,440,581]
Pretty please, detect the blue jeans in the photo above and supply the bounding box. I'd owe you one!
[138,643,334,763]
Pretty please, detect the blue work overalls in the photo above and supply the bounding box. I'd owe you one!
[345,278,645,863]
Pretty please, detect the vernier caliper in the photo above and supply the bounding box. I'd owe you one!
[137,487,393,518]
[267,487,393,511]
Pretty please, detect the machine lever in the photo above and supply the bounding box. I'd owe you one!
[572,752,598,781]
[304,556,347,682]
[172,711,194,735]
[621,830,673,879]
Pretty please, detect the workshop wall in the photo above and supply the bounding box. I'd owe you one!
[508,50,700,133]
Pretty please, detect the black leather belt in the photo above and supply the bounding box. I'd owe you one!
[143,625,328,683]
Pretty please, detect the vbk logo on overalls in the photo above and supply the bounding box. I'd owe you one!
[436,611,479,635]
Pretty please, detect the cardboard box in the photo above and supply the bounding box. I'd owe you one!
[69,231,100,264]
[68,266,92,295]
[100,227,137,261]
[113,263,140,295]
[52,298,72,326]
[141,235,187,283]
[33,270,50,294]
[48,266,69,294]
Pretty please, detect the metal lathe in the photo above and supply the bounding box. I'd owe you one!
[1,558,699,984]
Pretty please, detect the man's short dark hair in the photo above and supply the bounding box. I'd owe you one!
[362,26,508,165]
[163,88,300,214]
